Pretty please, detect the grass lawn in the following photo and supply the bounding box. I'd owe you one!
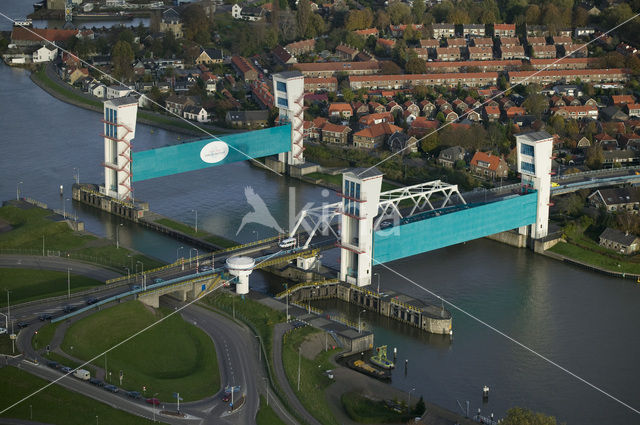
[33,66,102,109]
[0,366,154,424]
[341,392,412,423]
[549,241,640,274]
[256,395,287,425]
[200,292,284,362]
[306,172,343,187]
[281,326,341,425]
[0,204,164,271]
[0,269,103,307]
[32,322,60,351]
[60,300,219,402]
[0,333,18,355]
[154,218,236,248]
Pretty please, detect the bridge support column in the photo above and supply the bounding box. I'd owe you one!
[139,293,159,308]
[516,131,554,240]
[339,168,383,287]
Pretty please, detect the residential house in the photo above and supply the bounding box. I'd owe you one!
[484,105,500,122]
[359,112,393,128]
[411,48,430,60]
[494,23,516,37]
[471,38,493,48]
[612,95,635,106]
[285,39,316,56]
[352,122,402,149]
[387,132,418,153]
[336,44,359,61]
[355,28,379,38]
[576,136,591,148]
[594,133,618,150]
[575,27,596,38]
[239,6,265,21]
[293,61,383,78]
[404,101,420,116]
[376,38,396,53]
[446,38,467,48]
[551,105,598,120]
[328,103,353,119]
[498,37,519,47]
[231,55,258,81]
[561,44,587,58]
[432,23,455,38]
[165,94,197,116]
[251,80,274,109]
[600,106,628,122]
[532,45,557,59]
[10,27,77,47]
[195,48,224,65]
[34,46,59,65]
[603,150,637,166]
[225,110,269,127]
[625,104,640,118]
[386,101,403,115]
[525,24,549,36]
[183,106,209,123]
[505,106,525,118]
[436,47,461,61]
[470,151,508,178]
[231,3,242,18]
[160,8,183,38]
[508,69,629,87]
[321,123,351,144]
[467,109,481,122]
[351,102,369,117]
[369,102,386,114]
[304,77,338,92]
[468,46,493,61]
[419,100,435,116]
[388,24,423,38]
[272,45,297,65]
[438,146,466,168]
[106,84,132,99]
[88,82,106,98]
[463,24,485,37]
[599,228,640,255]
[419,39,440,50]
[553,36,572,46]
[526,36,547,47]
[589,188,640,212]
[348,72,500,90]
[442,108,458,122]
[303,117,327,142]
[408,117,439,138]
[500,45,525,60]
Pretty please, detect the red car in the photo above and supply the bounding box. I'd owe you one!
[222,393,231,402]
[146,398,160,406]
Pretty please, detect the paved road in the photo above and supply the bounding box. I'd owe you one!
[0,255,120,282]
[272,322,322,425]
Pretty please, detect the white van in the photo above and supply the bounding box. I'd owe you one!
[73,369,90,380]
[278,237,296,249]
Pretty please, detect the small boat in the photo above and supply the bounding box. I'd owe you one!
[370,345,395,369]
[347,359,391,380]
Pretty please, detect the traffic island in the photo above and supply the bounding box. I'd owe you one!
[229,394,246,412]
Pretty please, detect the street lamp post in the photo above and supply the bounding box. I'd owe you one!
[63,198,71,219]
[116,223,123,249]
[358,309,366,333]
[124,267,130,281]
[67,268,72,299]
[408,388,416,411]
[153,393,159,422]
[192,209,198,233]
[16,181,23,201]
[190,248,199,271]
[136,261,144,289]
[263,377,269,406]
[6,291,10,335]
[176,246,184,262]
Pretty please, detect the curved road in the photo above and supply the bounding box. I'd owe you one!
[0,255,121,282]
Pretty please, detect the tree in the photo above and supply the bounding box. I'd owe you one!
[413,396,426,416]
[374,10,390,30]
[549,114,565,135]
[346,8,373,31]
[381,61,402,74]
[388,3,411,25]
[296,0,312,37]
[182,4,210,43]
[523,93,548,118]
[503,407,558,425]
[111,40,134,81]
[585,144,604,170]
[524,4,540,24]
[412,0,426,23]
[421,133,439,153]
[406,56,427,74]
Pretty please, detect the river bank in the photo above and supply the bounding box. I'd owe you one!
[28,63,237,137]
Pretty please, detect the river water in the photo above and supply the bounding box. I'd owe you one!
[2,4,640,423]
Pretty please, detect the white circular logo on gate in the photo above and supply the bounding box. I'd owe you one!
[200,141,229,163]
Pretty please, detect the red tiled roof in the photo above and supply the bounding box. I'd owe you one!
[494,23,515,31]
[328,103,353,113]
[377,38,396,47]
[420,39,439,48]
[336,44,358,55]
[349,72,499,82]
[510,68,628,78]
[359,112,393,125]
[294,61,381,72]
[485,106,500,115]
[285,39,316,50]
[471,151,502,171]
[322,123,351,133]
[425,60,521,69]
[411,117,439,129]
[612,95,635,104]
[11,26,78,43]
[231,55,257,75]
[354,122,402,138]
[305,77,337,85]
[355,28,379,37]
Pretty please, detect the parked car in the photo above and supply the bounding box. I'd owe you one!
[89,378,104,387]
[60,366,72,374]
[17,321,29,329]
[127,391,141,399]
[131,284,141,291]
[222,393,232,402]
[200,265,212,272]
[146,397,160,406]
[47,361,59,369]
[62,305,76,313]
[104,384,119,393]
[0,327,6,335]
[38,313,52,321]
[86,297,98,305]
[153,278,163,284]
[73,369,90,380]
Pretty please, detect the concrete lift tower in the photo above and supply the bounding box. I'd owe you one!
[102,97,138,201]
[271,71,305,173]
[516,131,554,240]
[339,168,384,287]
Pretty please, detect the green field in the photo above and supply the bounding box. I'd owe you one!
[0,367,154,424]
[154,218,236,248]
[0,333,17,355]
[0,204,164,271]
[341,392,412,423]
[256,395,287,425]
[60,300,219,401]
[549,240,640,274]
[282,326,340,425]
[0,269,103,307]
[32,322,60,351]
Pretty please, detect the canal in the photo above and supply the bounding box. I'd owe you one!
[2,13,640,424]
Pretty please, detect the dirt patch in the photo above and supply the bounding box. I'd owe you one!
[299,331,327,360]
